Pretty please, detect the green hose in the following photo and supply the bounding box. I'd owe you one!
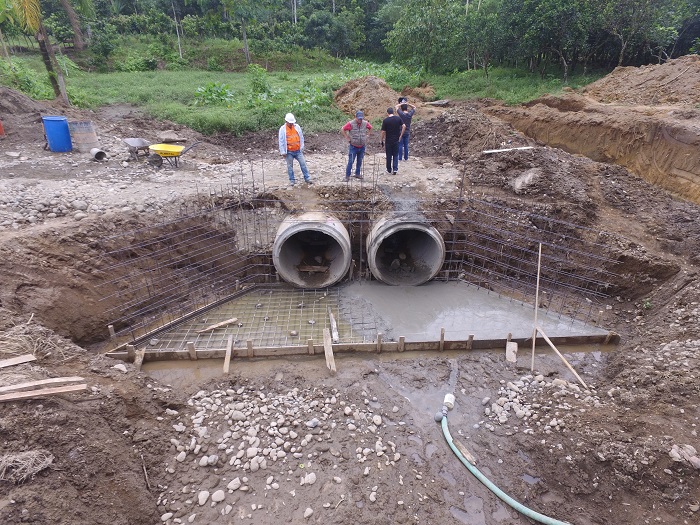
[440,414,573,525]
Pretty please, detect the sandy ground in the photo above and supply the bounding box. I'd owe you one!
[1,57,700,525]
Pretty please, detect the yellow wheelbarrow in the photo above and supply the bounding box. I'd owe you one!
[147,141,201,168]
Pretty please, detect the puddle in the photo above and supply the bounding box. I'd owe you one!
[426,442,438,459]
[491,504,513,522]
[516,450,531,463]
[440,469,457,486]
[522,474,541,485]
[450,495,486,525]
[411,452,425,467]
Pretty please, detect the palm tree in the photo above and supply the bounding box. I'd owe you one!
[2,0,70,104]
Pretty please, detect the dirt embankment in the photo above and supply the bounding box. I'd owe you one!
[483,55,700,204]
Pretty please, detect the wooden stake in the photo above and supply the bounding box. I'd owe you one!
[195,317,238,333]
[398,336,405,352]
[376,333,383,353]
[246,340,254,358]
[134,348,145,371]
[323,328,336,374]
[0,354,36,369]
[439,328,445,351]
[186,342,197,360]
[328,307,340,344]
[467,334,474,350]
[0,384,87,403]
[108,324,116,339]
[506,342,518,363]
[307,339,314,355]
[536,326,588,389]
[126,344,136,362]
[223,335,233,374]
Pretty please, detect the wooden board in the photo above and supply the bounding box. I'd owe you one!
[195,317,238,333]
[0,377,84,394]
[297,265,329,273]
[323,328,336,374]
[0,354,36,369]
[0,384,87,403]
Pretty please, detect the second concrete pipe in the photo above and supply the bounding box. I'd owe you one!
[366,213,446,286]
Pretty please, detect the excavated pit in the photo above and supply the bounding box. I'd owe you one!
[2,62,700,525]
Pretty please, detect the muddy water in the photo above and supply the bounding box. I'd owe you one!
[146,281,607,353]
[339,281,607,342]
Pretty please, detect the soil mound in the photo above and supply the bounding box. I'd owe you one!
[583,54,700,106]
[0,87,47,116]
[411,103,534,160]
[333,76,402,121]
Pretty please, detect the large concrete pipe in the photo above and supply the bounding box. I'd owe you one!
[273,212,352,288]
[367,213,445,286]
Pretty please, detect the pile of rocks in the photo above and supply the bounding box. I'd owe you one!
[477,374,604,435]
[157,384,406,524]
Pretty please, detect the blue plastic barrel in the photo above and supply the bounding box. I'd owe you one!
[42,116,72,152]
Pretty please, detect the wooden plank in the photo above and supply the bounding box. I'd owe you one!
[297,265,329,273]
[0,354,36,369]
[328,307,339,344]
[195,317,238,333]
[223,335,233,374]
[536,326,588,389]
[483,146,535,154]
[106,333,616,363]
[0,384,87,403]
[323,328,336,374]
[0,377,85,394]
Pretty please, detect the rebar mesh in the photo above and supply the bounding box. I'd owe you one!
[98,165,619,344]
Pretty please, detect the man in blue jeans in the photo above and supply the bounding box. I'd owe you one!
[278,112,312,187]
[396,97,416,162]
[341,110,372,181]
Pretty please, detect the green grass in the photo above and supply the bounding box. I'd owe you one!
[428,67,607,104]
[1,52,609,135]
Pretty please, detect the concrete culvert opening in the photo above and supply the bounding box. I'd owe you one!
[273,212,352,288]
[367,214,446,286]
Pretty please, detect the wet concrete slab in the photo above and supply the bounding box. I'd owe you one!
[339,281,607,342]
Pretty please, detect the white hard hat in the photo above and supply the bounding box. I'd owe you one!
[285,113,296,123]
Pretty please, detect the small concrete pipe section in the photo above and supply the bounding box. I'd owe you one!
[366,213,445,285]
[273,212,352,288]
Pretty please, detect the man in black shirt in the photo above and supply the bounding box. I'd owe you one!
[380,107,405,174]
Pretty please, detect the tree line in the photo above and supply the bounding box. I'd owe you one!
[2,0,700,99]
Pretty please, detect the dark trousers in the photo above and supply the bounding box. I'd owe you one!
[385,141,399,173]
